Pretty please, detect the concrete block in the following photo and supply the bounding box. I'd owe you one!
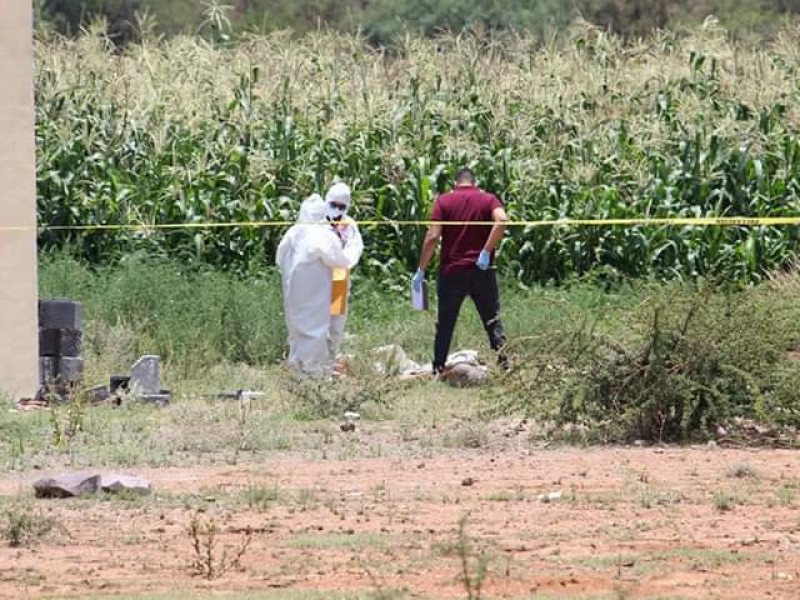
[130,355,160,395]
[39,328,82,357]
[57,357,84,382]
[39,356,57,385]
[38,299,83,330]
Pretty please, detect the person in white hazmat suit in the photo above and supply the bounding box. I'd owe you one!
[276,185,363,376]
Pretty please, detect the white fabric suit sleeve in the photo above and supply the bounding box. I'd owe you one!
[276,228,294,272]
[309,229,353,270]
[342,222,364,269]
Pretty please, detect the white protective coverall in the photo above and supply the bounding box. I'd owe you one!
[324,183,363,359]
[276,192,363,376]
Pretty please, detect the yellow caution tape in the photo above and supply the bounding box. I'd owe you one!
[2,216,800,232]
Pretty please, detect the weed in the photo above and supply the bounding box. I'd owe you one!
[295,487,321,510]
[485,491,514,502]
[242,482,281,511]
[187,513,253,580]
[638,486,683,509]
[727,463,759,479]
[455,515,490,600]
[775,487,795,506]
[492,283,800,442]
[712,490,737,512]
[48,384,87,447]
[2,503,59,548]
[287,372,401,420]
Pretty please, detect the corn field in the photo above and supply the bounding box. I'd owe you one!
[35,20,800,283]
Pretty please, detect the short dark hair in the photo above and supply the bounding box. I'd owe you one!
[455,167,476,185]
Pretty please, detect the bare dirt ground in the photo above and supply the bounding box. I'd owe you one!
[1,443,799,599]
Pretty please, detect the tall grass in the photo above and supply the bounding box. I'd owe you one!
[36,20,800,283]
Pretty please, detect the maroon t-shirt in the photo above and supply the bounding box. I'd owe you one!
[430,185,503,275]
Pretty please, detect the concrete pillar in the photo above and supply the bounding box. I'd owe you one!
[0,2,38,400]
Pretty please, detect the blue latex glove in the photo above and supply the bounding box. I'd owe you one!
[412,268,425,292]
[476,249,491,270]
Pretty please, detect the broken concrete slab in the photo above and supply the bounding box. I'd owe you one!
[34,472,152,498]
[98,473,152,496]
[33,473,101,498]
[130,355,160,395]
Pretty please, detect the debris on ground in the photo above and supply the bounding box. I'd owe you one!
[537,491,563,503]
[13,398,50,412]
[33,472,152,498]
[371,345,490,387]
[372,345,421,375]
[340,411,360,433]
[441,362,489,388]
[213,390,265,402]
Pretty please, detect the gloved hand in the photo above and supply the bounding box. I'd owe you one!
[476,249,491,270]
[412,268,425,292]
[333,222,352,244]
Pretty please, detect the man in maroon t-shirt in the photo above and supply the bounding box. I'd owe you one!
[413,168,509,374]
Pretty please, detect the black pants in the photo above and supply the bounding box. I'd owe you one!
[434,268,507,372]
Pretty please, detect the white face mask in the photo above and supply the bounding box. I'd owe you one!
[325,199,348,222]
[325,183,351,222]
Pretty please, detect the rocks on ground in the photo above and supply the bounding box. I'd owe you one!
[33,472,152,499]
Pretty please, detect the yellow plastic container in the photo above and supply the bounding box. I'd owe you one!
[331,268,349,315]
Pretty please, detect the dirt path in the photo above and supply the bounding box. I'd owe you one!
[1,446,799,599]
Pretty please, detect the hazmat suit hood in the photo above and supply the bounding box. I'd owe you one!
[298,193,325,223]
[324,183,351,222]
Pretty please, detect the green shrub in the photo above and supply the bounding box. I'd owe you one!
[491,279,800,441]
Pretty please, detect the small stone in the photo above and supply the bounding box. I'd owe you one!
[707,440,718,448]
[776,572,792,581]
[461,477,476,487]
[343,411,361,421]
[716,426,728,437]
[340,422,356,433]
[538,491,563,503]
